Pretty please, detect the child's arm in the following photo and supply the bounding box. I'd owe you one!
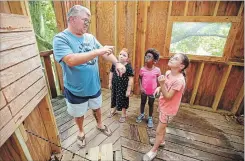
[109,72,113,89]
[126,77,134,97]
[158,75,176,99]
[138,76,145,93]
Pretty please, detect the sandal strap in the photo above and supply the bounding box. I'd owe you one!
[77,135,85,141]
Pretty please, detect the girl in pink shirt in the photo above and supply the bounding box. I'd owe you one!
[136,48,161,128]
[143,53,189,161]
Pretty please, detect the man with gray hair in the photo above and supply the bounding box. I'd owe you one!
[53,5,126,148]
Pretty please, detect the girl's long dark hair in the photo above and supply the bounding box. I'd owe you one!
[178,53,190,83]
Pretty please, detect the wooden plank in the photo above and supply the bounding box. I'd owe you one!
[53,1,66,32]
[101,143,113,161]
[0,44,38,70]
[61,153,73,161]
[19,124,28,142]
[14,128,32,161]
[43,55,57,98]
[0,119,16,147]
[3,67,43,102]
[38,95,61,153]
[54,61,64,93]
[169,16,241,22]
[39,50,53,57]
[115,151,123,161]
[132,1,138,69]
[0,56,41,89]
[8,1,27,15]
[90,1,97,36]
[190,62,204,105]
[9,77,46,116]
[213,1,220,16]
[237,1,244,16]
[0,32,36,52]
[184,0,189,16]
[223,22,240,60]
[0,2,11,14]
[0,13,32,32]
[137,126,149,144]
[231,84,244,114]
[0,91,7,110]
[87,146,99,161]
[212,65,232,111]
[13,87,47,126]
[0,106,12,129]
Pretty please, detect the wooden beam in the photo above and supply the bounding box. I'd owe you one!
[231,84,244,114]
[90,1,97,36]
[8,1,27,15]
[40,50,53,57]
[132,1,138,67]
[238,1,244,16]
[14,128,33,161]
[184,0,189,16]
[190,62,204,105]
[223,22,240,61]
[213,1,220,16]
[140,2,150,67]
[43,56,57,98]
[169,16,241,22]
[163,0,173,57]
[114,1,118,55]
[181,103,233,115]
[38,95,61,153]
[212,64,232,111]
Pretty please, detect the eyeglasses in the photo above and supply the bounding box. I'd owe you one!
[145,55,153,59]
[170,56,179,61]
[78,17,91,26]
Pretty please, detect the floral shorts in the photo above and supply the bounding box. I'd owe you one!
[159,111,174,124]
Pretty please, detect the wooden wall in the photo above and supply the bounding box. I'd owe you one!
[53,1,244,114]
[0,1,61,160]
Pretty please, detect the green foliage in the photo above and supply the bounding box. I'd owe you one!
[29,1,58,51]
[170,22,231,57]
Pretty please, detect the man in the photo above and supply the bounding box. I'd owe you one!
[53,5,126,148]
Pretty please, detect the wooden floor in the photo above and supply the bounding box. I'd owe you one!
[51,88,244,161]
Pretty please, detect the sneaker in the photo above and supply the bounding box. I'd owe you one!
[143,150,157,161]
[147,117,153,128]
[136,114,145,123]
[149,138,165,147]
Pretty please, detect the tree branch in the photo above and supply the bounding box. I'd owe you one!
[35,34,53,50]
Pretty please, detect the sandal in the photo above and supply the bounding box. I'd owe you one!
[97,125,112,136]
[143,151,157,161]
[119,116,126,123]
[77,135,86,148]
[108,110,117,118]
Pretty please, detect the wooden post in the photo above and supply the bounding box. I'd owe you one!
[38,95,61,153]
[190,62,204,105]
[213,1,220,16]
[184,0,189,16]
[114,1,118,55]
[163,0,173,57]
[14,128,33,161]
[231,84,244,114]
[140,1,150,67]
[238,1,244,16]
[43,55,57,98]
[212,64,232,111]
[90,1,97,36]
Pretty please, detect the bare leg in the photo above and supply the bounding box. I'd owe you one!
[93,108,103,129]
[121,108,126,117]
[151,122,167,152]
[75,116,85,137]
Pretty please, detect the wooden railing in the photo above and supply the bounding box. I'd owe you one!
[40,50,60,98]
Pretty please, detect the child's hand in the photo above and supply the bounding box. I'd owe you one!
[126,90,131,97]
[154,87,161,97]
[158,75,165,85]
[108,83,112,90]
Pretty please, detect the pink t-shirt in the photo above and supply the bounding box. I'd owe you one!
[159,71,185,116]
[139,66,161,95]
